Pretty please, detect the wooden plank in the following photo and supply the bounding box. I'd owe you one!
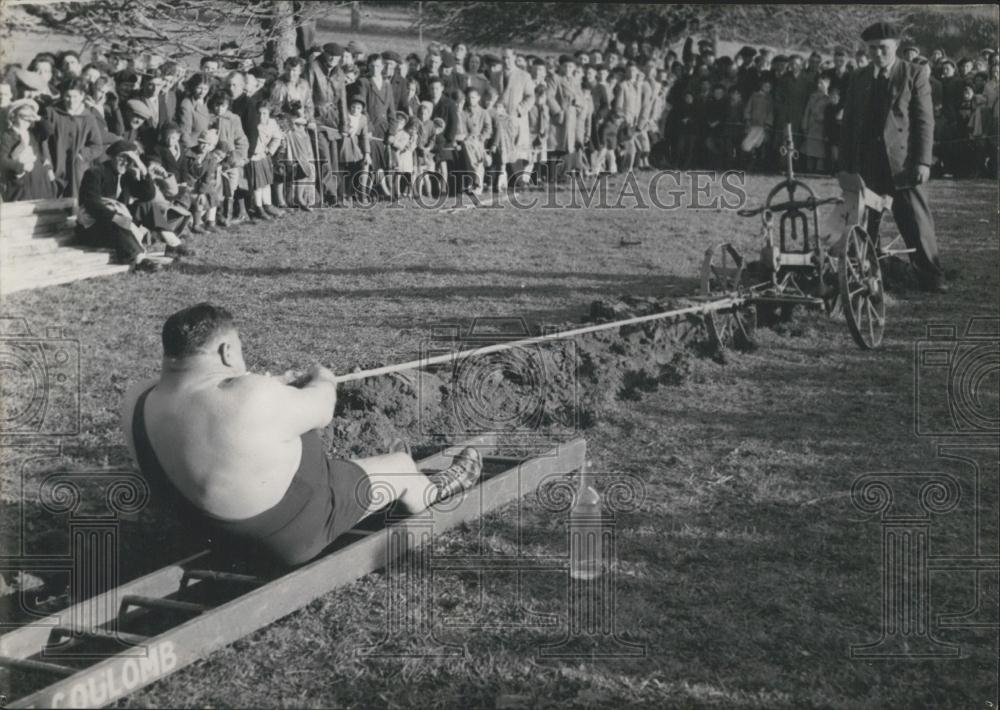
[0,198,76,219]
[0,551,210,661]
[49,628,149,647]
[118,597,207,616]
[0,210,75,235]
[0,435,494,661]
[0,656,76,678]
[8,438,583,709]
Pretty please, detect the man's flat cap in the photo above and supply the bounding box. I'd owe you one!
[323,43,344,57]
[107,139,138,156]
[861,22,901,41]
[382,50,401,63]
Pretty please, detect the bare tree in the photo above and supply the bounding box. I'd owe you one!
[9,0,343,63]
[419,2,909,53]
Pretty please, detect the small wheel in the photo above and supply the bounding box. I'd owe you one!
[838,225,885,349]
[701,244,757,352]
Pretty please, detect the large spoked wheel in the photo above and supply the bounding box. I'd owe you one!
[838,226,885,349]
[701,243,757,352]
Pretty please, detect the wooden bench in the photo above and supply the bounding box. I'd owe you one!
[0,198,130,298]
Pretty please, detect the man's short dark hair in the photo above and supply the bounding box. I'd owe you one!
[162,304,235,358]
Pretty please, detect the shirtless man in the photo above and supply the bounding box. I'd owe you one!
[121,303,481,567]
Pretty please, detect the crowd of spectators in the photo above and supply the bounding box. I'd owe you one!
[1,33,997,269]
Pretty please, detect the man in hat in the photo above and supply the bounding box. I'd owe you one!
[840,21,945,292]
[77,140,170,270]
[382,50,408,114]
[310,43,349,205]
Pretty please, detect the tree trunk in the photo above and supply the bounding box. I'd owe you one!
[264,0,298,66]
[350,1,362,31]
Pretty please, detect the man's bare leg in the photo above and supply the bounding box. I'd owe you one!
[353,447,483,516]
[354,452,436,515]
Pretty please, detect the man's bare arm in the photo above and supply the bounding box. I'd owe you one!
[240,365,339,438]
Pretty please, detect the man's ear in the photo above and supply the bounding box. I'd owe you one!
[219,340,233,367]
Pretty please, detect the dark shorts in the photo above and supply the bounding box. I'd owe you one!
[208,431,372,566]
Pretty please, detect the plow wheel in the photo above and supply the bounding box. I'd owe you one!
[838,226,885,349]
[701,244,757,352]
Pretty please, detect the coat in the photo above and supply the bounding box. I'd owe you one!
[0,126,56,201]
[840,60,934,188]
[178,97,211,149]
[431,95,460,160]
[78,160,157,224]
[353,76,395,139]
[44,107,104,198]
[212,111,249,166]
[497,67,535,161]
[801,91,832,159]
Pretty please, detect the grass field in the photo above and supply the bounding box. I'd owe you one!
[1,171,998,709]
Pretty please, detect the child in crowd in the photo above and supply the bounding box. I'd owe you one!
[741,79,773,171]
[387,111,417,199]
[413,102,437,198]
[460,86,492,194]
[246,103,284,219]
[340,96,371,203]
[281,99,317,210]
[184,128,224,233]
[591,110,621,175]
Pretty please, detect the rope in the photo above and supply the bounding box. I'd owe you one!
[332,296,744,384]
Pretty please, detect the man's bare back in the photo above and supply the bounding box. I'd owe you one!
[120,303,481,566]
[121,371,331,519]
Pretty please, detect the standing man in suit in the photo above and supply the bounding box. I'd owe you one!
[840,21,946,293]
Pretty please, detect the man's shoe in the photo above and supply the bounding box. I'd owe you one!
[299,203,313,213]
[924,280,950,294]
[132,258,162,273]
[428,447,482,503]
[165,243,195,257]
[264,204,284,217]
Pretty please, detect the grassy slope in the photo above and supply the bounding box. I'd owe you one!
[1,173,997,709]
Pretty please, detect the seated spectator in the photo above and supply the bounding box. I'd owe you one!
[76,140,173,270]
[0,98,57,201]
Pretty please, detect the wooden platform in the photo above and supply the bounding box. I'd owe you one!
[0,199,127,298]
[0,437,586,708]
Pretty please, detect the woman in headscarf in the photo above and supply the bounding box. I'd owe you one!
[0,98,57,201]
